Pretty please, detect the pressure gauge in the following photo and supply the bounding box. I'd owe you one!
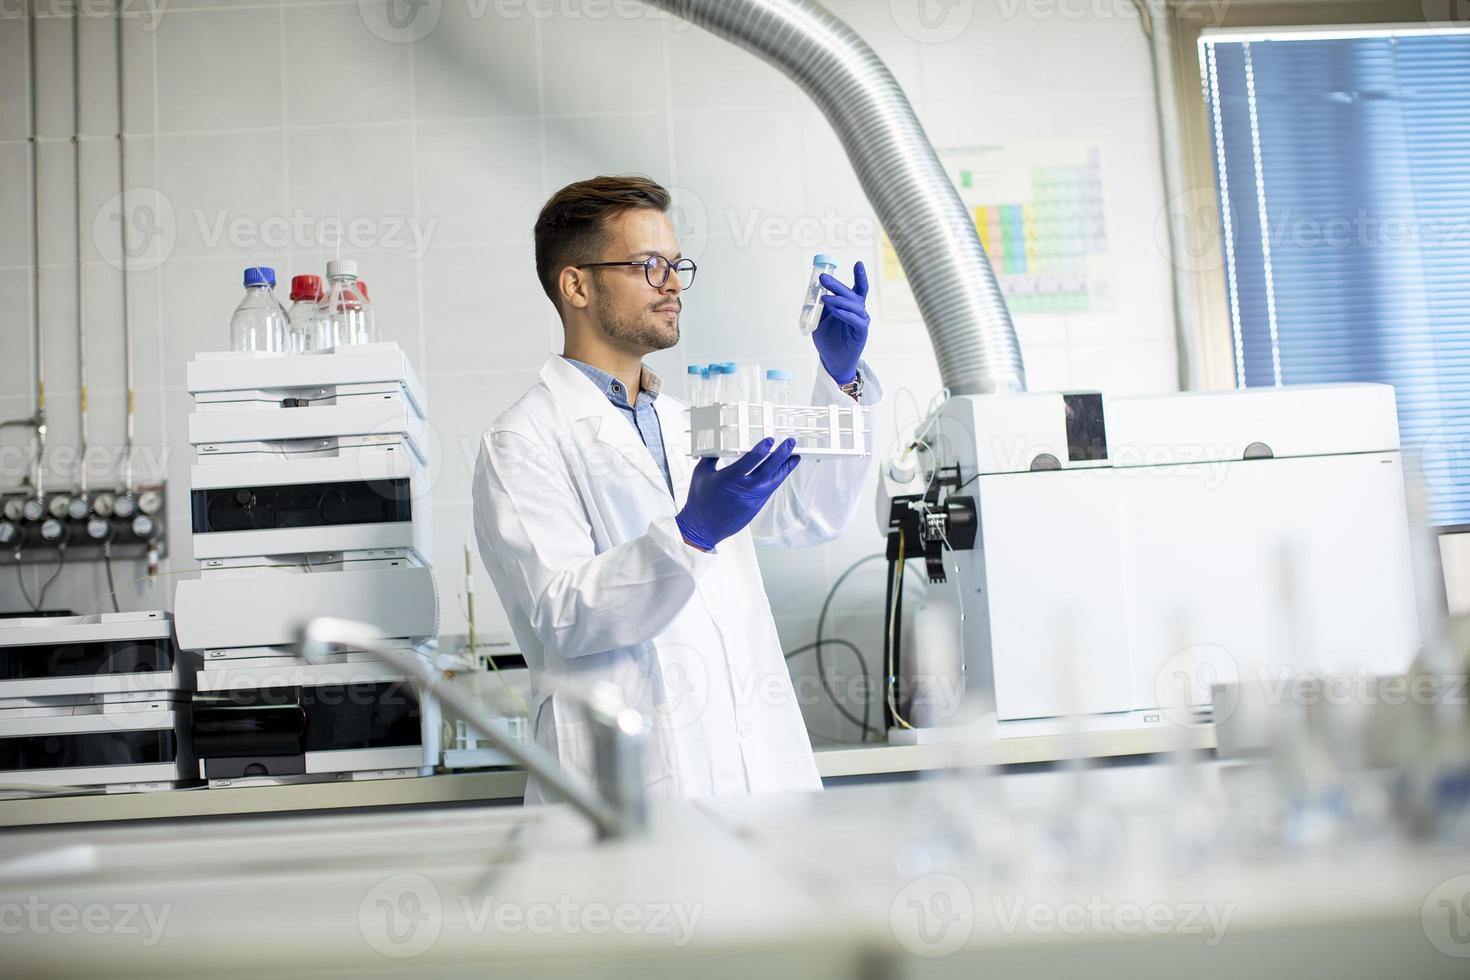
[21,497,45,522]
[47,495,69,519]
[0,521,18,547]
[86,517,111,541]
[130,514,156,540]
[113,495,136,519]
[67,496,89,521]
[2,498,23,522]
[40,518,65,542]
[137,490,163,515]
[91,492,115,518]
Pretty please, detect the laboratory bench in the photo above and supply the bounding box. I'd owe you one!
[0,724,1213,828]
[1,754,1457,978]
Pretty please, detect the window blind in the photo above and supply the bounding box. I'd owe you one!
[1201,27,1470,525]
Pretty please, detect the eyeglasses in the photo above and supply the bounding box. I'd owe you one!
[577,254,697,290]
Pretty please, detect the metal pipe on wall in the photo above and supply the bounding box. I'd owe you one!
[26,1,47,498]
[73,7,90,496]
[114,0,135,491]
[642,0,1027,395]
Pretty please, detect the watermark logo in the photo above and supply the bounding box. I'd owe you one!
[358,0,445,44]
[667,185,710,263]
[0,898,171,947]
[988,895,1233,945]
[890,873,975,958]
[1423,873,1470,958]
[93,187,177,273]
[1153,643,1240,727]
[358,873,443,958]
[1155,186,1233,274]
[1421,0,1470,38]
[890,0,975,44]
[1420,420,1470,504]
[615,643,711,733]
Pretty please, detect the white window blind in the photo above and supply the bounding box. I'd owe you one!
[1200,27,1470,525]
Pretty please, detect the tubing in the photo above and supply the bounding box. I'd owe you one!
[644,0,1026,394]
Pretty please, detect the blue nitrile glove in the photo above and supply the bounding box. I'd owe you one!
[812,260,870,385]
[676,438,801,551]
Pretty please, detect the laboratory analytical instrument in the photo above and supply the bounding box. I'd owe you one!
[879,383,1421,737]
[174,341,441,785]
[0,611,199,791]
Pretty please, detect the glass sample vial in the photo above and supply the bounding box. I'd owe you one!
[764,369,791,404]
[229,266,289,353]
[686,364,704,406]
[799,253,838,336]
[314,258,376,349]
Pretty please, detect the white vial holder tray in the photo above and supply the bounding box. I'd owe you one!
[689,402,867,458]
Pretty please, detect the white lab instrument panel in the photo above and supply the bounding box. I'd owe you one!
[930,382,1419,733]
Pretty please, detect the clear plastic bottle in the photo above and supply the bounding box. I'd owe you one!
[715,363,737,403]
[740,363,764,403]
[314,258,376,349]
[686,364,705,406]
[699,367,712,406]
[229,266,288,353]
[286,274,323,353]
[799,253,838,336]
[764,368,791,405]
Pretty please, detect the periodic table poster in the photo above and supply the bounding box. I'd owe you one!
[877,140,1116,320]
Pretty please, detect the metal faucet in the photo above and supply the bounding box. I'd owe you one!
[297,617,648,840]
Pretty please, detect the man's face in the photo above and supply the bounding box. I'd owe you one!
[585,208,683,355]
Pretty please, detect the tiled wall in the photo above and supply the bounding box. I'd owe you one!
[0,0,1177,738]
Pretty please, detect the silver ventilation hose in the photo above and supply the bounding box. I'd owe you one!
[646,0,1026,394]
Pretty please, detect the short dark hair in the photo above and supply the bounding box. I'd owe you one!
[533,174,672,311]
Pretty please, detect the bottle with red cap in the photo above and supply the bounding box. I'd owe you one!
[286,274,323,352]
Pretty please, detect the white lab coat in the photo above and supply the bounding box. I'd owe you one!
[472,353,882,803]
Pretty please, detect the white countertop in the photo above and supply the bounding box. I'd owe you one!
[0,724,1214,828]
[0,760,1458,977]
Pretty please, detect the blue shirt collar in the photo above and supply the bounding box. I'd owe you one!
[562,357,663,405]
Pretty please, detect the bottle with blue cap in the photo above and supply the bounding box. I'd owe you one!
[799,253,838,336]
[229,266,288,353]
[686,364,705,406]
[764,368,792,405]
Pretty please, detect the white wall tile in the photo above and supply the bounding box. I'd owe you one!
[1068,337,1178,395]
[411,0,541,121]
[0,142,31,268]
[1035,6,1154,97]
[282,1,413,127]
[415,117,544,247]
[286,122,418,245]
[543,113,672,193]
[665,18,802,113]
[32,13,74,140]
[539,12,669,117]
[420,244,553,376]
[156,130,287,260]
[0,15,29,142]
[671,107,805,230]
[154,5,283,134]
[423,368,545,507]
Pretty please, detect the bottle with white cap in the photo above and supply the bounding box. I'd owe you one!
[314,258,376,349]
[799,253,838,336]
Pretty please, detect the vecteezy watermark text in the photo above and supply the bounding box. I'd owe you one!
[0,898,171,947]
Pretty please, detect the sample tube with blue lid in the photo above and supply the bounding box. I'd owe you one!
[764,369,791,404]
[686,364,704,406]
[799,254,838,336]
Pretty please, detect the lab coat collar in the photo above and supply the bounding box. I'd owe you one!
[540,354,676,499]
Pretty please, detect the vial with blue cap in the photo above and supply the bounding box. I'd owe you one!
[229,266,288,353]
[799,253,838,336]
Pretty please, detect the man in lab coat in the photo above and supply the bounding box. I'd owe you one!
[473,175,881,802]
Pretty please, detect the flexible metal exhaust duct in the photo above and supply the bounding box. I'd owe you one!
[647,0,1027,394]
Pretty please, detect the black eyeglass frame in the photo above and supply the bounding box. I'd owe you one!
[576,255,697,290]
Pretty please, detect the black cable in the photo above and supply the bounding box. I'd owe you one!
[103,543,121,613]
[815,552,929,740]
[783,639,871,743]
[15,557,38,612]
[33,545,65,611]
